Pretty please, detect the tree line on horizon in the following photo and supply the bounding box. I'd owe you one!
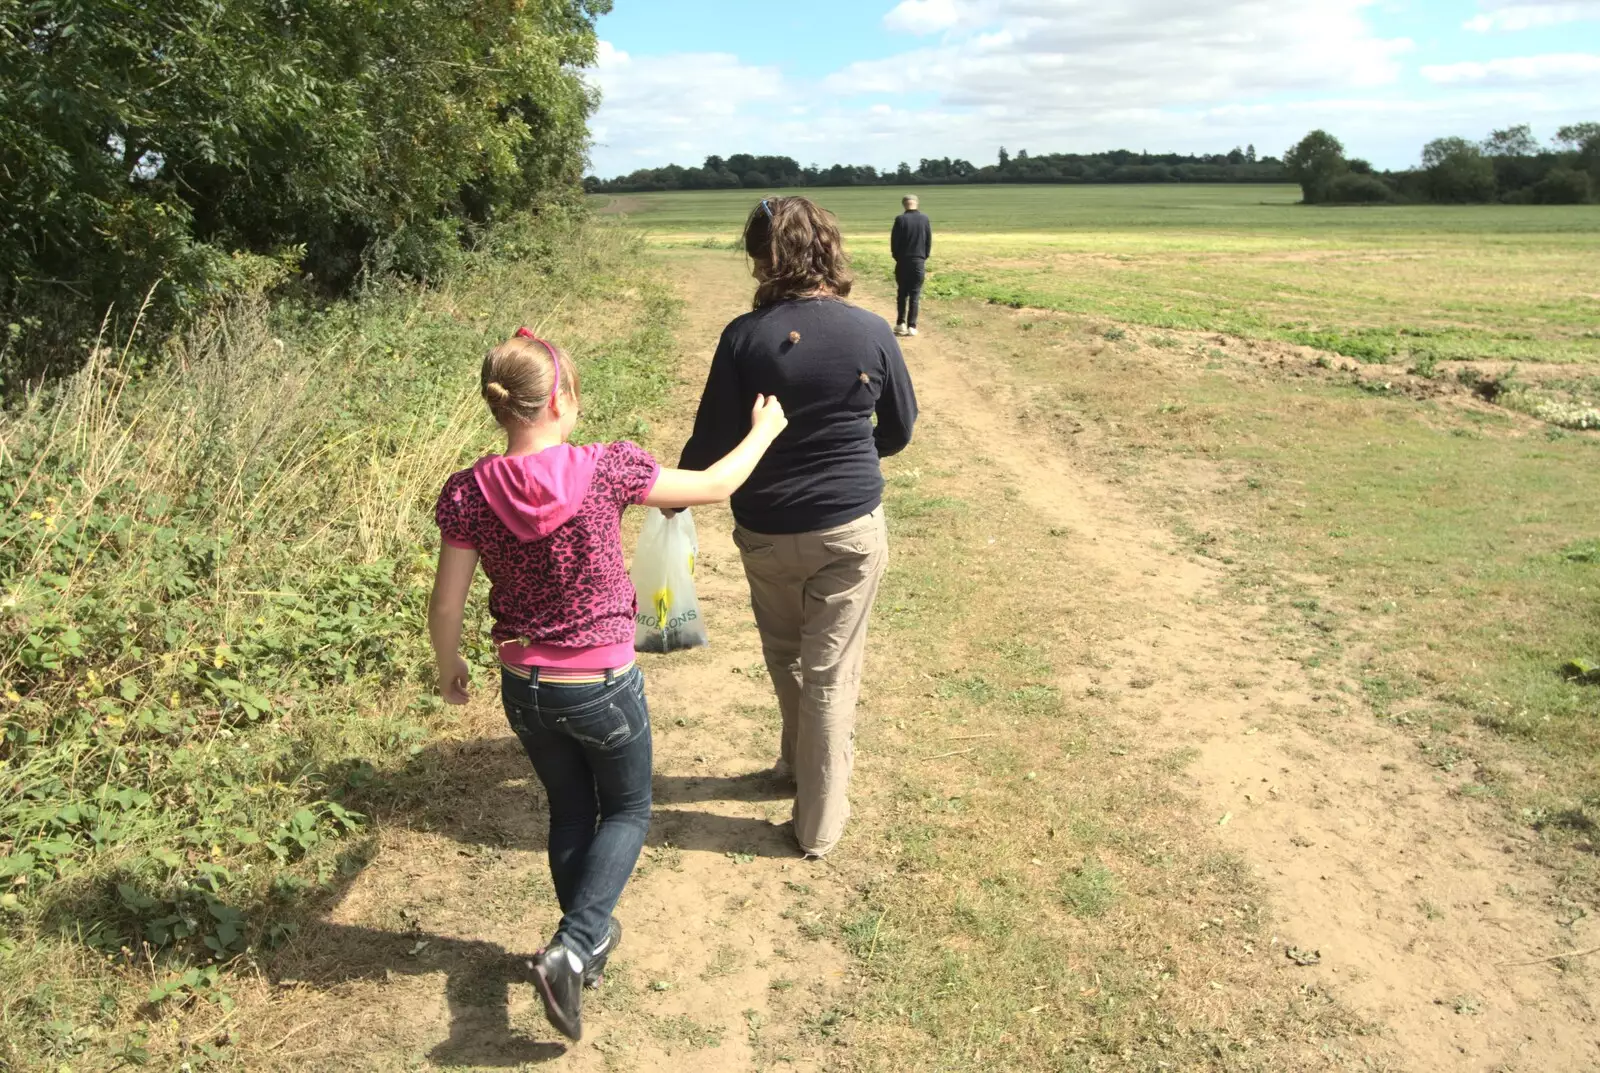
[1285,123,1600,205]
[591,124,1600,207]
[585,146,1289,193]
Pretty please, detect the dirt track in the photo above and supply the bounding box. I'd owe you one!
[251,248,1595,1072]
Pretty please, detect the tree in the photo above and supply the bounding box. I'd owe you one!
[1284,130,1348,203]
[1,0,611,380]
[1422,137,1497,202]
[1246,143,1257,163]
[1554,123,1600,150]
[585,143,1294,194]
[1483,124,1538,157]
[998,147,1010,169]
[1557,122,1600,185]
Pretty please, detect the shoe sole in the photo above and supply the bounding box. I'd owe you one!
[532,962,583,1041]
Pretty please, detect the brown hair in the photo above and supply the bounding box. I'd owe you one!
[480,334,580,426]
[743,196,854,309]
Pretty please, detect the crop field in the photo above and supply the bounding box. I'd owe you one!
[596,184,1600,364]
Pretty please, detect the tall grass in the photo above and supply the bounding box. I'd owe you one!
[0,216,676,1067]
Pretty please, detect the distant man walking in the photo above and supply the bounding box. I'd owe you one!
[890,195,931,337]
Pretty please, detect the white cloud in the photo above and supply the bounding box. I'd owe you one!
[583,1,1600,174]
[1423,52,1600,83]
[831,0,1412,113]
[884,0,972,35]
[1462,1,1600,33]
[585,42,790,172]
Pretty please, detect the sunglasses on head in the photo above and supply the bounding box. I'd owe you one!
[760,198,774,220]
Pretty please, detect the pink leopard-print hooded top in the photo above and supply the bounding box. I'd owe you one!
[435,441,659,669]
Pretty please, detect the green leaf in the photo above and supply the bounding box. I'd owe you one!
[0,852,38,877]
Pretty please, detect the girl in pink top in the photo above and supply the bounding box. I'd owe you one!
[429,331,786,1042]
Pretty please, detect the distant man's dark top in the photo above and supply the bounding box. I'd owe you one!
[890,209,932,262]
[679,298,918,535]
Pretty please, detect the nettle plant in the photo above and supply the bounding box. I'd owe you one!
[0,316,461,981]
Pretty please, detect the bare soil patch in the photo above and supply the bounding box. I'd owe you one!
[592,195,647,216]
[870,284,1598,1072]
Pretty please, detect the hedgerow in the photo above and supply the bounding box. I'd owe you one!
[0,215,675,1064]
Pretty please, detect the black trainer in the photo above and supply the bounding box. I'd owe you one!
[584,918,622,990]
[531,939,584,1041]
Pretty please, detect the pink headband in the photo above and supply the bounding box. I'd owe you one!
[515,326,561,405]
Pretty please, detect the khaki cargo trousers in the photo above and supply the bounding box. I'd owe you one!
[732,508,889,857]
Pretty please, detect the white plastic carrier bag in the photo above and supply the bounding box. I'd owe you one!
[631,508,709,653]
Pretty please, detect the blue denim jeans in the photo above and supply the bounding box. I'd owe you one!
[500,666,653,963]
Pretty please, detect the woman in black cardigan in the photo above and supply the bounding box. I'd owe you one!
[678,195,918,857]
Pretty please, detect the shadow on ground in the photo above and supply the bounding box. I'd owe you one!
[275,922,563,1068]
[256,732,798,1059]
[340,734,793,855]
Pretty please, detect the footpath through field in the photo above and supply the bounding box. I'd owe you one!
[250,248,1594,1072]
[824,258,1600,1072]
[635,249,1593,1071]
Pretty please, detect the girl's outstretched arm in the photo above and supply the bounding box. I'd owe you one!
[429,544,480,704]
[646,395,787,509]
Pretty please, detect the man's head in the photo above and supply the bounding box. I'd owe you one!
[902,195,919,211]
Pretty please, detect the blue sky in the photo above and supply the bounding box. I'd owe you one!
[586,0,1600,175]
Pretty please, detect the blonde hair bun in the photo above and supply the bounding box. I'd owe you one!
[480,334,580,426]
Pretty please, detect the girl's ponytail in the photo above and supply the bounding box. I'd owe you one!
[480,334,579,426]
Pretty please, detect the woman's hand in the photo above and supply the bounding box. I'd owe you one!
[751,394,787,440]
[437,654,472,705]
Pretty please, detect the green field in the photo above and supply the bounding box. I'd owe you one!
[596,184,1600,364]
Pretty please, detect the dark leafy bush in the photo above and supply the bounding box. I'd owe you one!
[1324,173,1394,204]
[1529,168,1594,205]
[1422,138,1498,203]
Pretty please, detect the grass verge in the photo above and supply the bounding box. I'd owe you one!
[0,216,677,1070]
